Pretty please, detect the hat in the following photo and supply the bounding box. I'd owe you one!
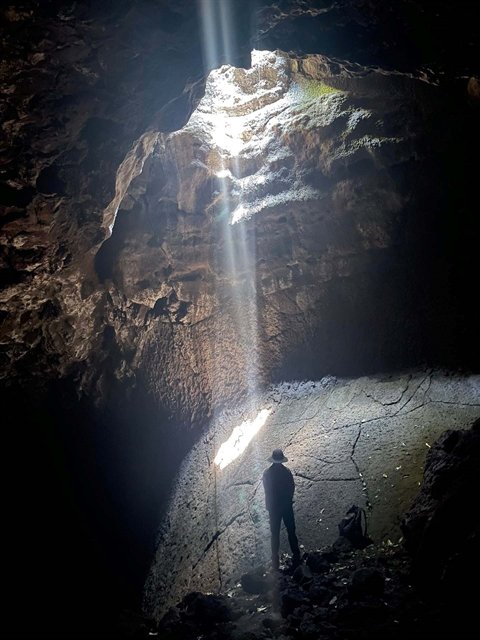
[268,448,288,463]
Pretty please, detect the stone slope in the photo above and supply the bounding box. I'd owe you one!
[144,369,480,618]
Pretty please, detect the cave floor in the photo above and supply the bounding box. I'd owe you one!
[146,369,480,617]
[131,539,477,640]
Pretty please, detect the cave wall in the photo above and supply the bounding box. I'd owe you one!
[93,50,479,429]
[1,1,479,427]
[0,0,251,406]
[0,376,197,635]
[0,0,479,635]
[144,370,480,619]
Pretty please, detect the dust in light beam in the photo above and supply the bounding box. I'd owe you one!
[214,408,271,470]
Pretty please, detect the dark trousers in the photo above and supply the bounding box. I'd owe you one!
[268,503,300,568]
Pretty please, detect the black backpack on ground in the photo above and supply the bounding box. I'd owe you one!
[337,504,373,549]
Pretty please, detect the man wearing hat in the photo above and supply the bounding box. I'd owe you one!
[262,448,301,570]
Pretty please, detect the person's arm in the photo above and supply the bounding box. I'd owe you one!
[288,468,295,501]
[262,470,271,511]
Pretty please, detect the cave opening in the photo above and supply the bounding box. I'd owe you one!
[1,2,480,639]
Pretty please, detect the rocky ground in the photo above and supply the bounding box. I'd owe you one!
[120,418,480,639]
[122,541,476,640]
[144,370,480,618]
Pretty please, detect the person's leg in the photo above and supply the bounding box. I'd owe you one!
[269,510,282,569]
[283,504,301,563]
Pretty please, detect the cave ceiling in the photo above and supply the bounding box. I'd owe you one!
[0,0,479,428]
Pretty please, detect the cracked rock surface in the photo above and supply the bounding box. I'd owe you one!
[1,4,479,426]
[144,369,480,619]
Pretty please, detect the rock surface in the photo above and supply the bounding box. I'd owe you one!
[148,539,476,640]
[1,3,480,637]
[126,419,480,638]
[402,419,480,597]
[143,370,480,618]
[0,0,251,403]
[1,2,479,431]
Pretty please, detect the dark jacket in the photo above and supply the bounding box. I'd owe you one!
[262,463,295,513]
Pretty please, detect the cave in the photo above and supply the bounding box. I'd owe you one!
[1,1,479,638]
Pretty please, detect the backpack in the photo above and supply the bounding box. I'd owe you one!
[338,504,372,549]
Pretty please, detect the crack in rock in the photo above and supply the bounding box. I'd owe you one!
[351,425,362,457]
[295,472,359,482]
[430,400,480,407]
[351,425,372,509]
[362,378,411,406]
[285,396,327,447]
[227,480,254,489]
[395,376,413,404]
[396,372,432,413]
[300,453,348,465]
[333,419,377,431]
[245,478,267,563]
[193,511,247,571]
[396,401,432,417]
[362,384,409,407]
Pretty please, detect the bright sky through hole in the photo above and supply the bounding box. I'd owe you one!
[214,408,271,470]
[212,114,245,157]
[184,48,322,224]
[208,50,271,160]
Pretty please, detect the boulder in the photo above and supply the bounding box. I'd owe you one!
[349,568,385,598]
[401,422,480,589]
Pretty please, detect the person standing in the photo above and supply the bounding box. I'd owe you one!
[262,448,301,570]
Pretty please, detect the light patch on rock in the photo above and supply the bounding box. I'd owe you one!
[143,370,480,620]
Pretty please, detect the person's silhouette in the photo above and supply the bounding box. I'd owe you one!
[262,448,301,570]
